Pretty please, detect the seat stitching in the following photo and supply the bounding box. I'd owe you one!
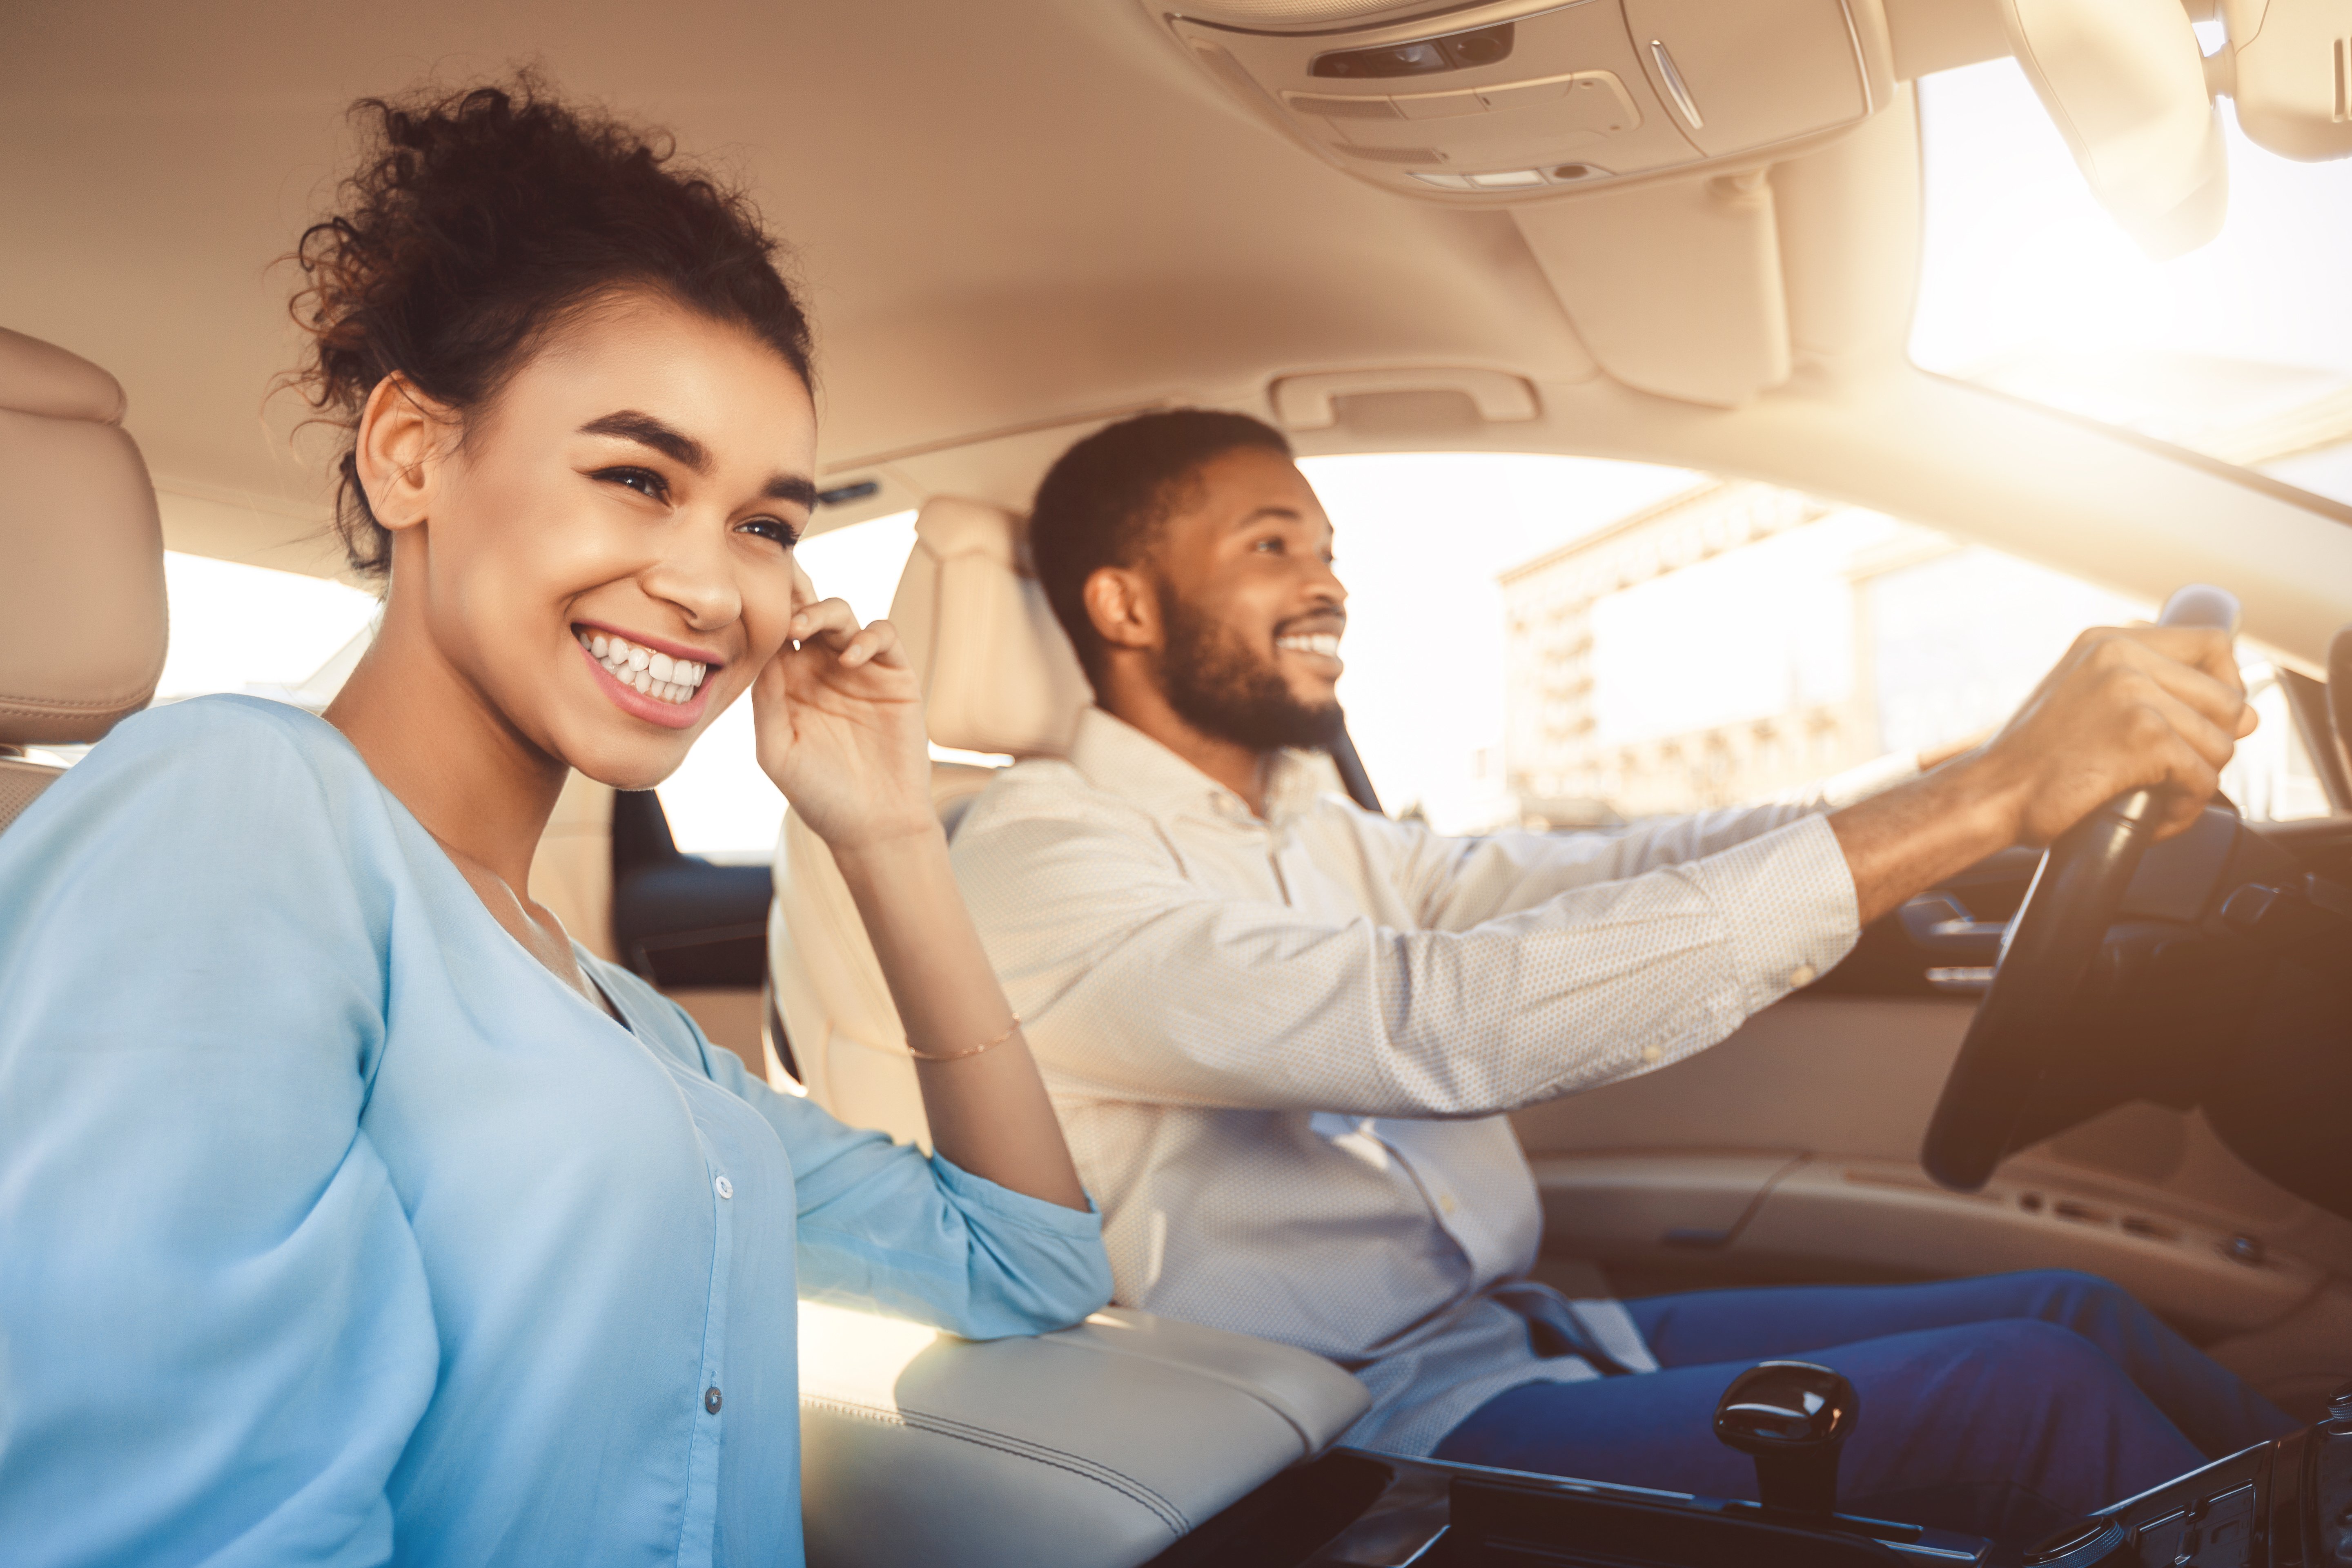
[805,1394,1188,1532]
[0,692,153,714]
[801,1394,1190,1535]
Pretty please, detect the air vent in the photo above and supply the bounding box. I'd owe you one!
[816,479,880,507]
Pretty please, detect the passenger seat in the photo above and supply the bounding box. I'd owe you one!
[772,499,1371,1568]
[0,327,167,835]
[767,495,1090,1145]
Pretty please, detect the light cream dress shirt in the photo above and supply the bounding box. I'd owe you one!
[951,707,1918,1454]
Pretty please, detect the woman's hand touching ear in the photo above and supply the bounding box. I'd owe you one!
[751,593,938,852]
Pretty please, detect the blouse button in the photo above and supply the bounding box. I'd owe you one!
[1789,964,1818,988]
[715,1175,733,1200]
[704,1386,723,1415]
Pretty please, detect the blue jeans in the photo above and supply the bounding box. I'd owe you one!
[1433,1270,2296,1545]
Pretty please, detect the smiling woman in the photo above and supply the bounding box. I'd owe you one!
[0,76,1106,1568]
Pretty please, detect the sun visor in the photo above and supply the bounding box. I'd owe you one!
[1163,0,1896,203]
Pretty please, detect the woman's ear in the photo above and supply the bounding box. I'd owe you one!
[1082,565,1161,656]
[353,374,454,534]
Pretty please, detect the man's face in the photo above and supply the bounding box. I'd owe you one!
[1147,445,1348,751]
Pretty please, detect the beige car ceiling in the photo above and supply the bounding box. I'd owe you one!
[3,0,2349,664]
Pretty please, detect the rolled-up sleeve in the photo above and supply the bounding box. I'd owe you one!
[955,789,1860,1121]
[0,706,438,1567]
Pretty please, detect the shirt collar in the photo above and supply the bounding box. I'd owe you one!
[1065,707,1331,828]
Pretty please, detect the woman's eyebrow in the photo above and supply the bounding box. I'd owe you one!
[578,410,710,473]
[580,410,813,507]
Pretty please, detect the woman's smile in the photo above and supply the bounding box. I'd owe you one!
[572,625,721,730]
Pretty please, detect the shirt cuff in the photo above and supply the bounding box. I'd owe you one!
[929,1151,1105,1238]
[1815,750,1923,812]
[1689,814,1861,1016]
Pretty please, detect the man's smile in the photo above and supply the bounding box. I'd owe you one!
[1274,617,1345,675]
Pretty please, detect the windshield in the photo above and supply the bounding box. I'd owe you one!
[1912,55,2352,505]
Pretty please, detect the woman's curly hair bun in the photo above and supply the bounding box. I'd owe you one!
[284,74,813,581]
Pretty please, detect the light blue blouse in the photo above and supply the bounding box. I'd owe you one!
[0,696,1112,1566]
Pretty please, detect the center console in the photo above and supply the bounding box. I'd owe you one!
[1150,1372,2352,1568]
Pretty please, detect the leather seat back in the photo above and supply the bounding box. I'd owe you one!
[0,327,167,834]
[768,497,1091,1144]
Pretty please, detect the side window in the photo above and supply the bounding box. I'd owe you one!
[159,551,380,709]
[1498,479,2341,825]
[25,552,379,770]
[2222,666,2338,822]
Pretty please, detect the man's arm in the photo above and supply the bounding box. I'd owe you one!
[953,784,1853,1120]
[1382,730,1969,936]
[1831,624,2251,925]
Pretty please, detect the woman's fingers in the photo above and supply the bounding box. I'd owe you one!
[788,595,859,646]
[786,600,910,673]
[853,617,908,670]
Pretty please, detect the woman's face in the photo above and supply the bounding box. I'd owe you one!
[381,290,818,790]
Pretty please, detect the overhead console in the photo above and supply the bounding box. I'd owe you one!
[1163,0,1897,200]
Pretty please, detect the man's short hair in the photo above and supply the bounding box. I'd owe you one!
[1028,409,1294,687]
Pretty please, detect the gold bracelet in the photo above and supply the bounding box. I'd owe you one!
[906,1014,1020,1063]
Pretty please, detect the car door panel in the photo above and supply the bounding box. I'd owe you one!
[1511,987,2352,1414]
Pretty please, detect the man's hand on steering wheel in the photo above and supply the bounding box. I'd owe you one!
[1973,624,2256,849]
[1913,593,2262,1191]
[1827,624,2256,929]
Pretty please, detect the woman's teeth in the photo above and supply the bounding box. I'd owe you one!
[1276,633,1343,658]
[577,629,710,706]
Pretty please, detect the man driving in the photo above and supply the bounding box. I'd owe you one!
[948,410,2294,1541]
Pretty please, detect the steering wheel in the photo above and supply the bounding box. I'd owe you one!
[1921,585,2242,1192]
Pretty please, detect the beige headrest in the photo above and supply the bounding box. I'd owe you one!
[0,327,167,746]
[889,497,1093,758]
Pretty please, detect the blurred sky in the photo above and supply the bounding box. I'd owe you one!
[159,54,2352,849]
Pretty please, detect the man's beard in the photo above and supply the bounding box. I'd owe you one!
[1156,584,1343,753]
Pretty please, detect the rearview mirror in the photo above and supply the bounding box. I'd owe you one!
[1997,0,2229,257]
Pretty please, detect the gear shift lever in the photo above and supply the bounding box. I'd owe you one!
[1713,1361,1858,1517]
